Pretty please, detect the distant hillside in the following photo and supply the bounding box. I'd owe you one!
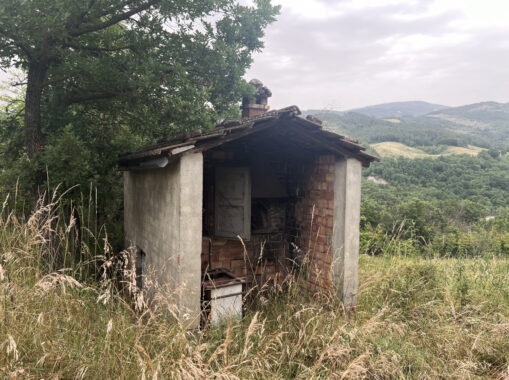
[310,101,509,150]
[350,101,449,118]
[429,101,509,122]
[372,142,484,159]
[315,111,485,148]
[301,109,343,117]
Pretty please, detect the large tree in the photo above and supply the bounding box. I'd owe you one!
[0,0,278,245]
[0,0,278,215]
[0,0,277,157]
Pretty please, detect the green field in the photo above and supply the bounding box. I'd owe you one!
[372,142,484,158]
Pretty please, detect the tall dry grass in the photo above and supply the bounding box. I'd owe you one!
[0,194,508,379]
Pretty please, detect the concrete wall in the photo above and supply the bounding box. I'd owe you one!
[124,153,203,327]
[332,157,362,307]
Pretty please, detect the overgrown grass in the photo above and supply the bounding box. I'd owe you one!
[1,198,508,379]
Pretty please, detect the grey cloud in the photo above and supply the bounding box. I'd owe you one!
[247,1,508,110]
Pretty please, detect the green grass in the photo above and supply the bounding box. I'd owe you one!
[372,142,484,159]
[1,201,508,379]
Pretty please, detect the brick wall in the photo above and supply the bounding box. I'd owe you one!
[201,237,278,283]
[202,147,336,292]
[294,155,335,291]
[201,238,246,277]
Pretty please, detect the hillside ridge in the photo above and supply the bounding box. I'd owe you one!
[306,101,509,150]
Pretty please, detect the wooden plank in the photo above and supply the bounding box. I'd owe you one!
[214,167,251,240]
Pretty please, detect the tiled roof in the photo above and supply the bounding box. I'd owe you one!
[118,105,380,169]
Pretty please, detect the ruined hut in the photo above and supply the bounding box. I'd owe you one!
[119,81,378,327]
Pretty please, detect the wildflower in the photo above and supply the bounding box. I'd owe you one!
[413,311,418,317]
[327,317,332,322]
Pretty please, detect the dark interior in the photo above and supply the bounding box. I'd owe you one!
[201,122,329,278]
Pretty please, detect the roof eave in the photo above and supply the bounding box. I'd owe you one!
[118,105,380,169]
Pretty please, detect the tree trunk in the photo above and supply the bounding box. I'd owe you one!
[25,62,48,204]
[24,63,47,159]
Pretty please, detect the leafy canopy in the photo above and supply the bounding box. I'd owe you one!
[0,0,279,133]
[0,0,279,238]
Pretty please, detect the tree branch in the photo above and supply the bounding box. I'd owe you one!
[0,26,33,61]
[63,42,135,52]
[80,0,98,21]
[64,87,138,106]
[68,0,160,37]
[12,105,25,119]
[66,0,97,30]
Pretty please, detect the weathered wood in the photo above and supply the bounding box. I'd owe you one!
[214,167,251,240]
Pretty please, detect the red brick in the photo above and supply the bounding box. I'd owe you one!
[318,199,327,208]
[231,259,245,269]
[318,166,329,175]
[211,239,227,247]
[310,190,321,199]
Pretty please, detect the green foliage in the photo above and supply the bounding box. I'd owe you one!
[0,0,280,242]
[360,152,509,257]
[311,100,509,259]
[365,154,509,209]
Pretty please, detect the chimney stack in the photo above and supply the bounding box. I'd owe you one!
[241,79,272,118]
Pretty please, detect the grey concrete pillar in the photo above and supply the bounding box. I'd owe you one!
[332,157,362,307]
[176,152,203,328]
[123,152,203,328]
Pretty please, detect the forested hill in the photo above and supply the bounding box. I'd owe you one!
[302,101,448,118]
[309,101,509,150]
[306,101,509,237]
[349,101,449,118]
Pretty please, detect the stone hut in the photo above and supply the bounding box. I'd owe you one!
[118,81,378,328]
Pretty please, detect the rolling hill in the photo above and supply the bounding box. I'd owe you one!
[302,101,448,118]
[349,101,449,118]
[308,101,509,151]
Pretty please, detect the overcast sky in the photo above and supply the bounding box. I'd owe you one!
[245,0,509,110]
[3,1,509,111]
